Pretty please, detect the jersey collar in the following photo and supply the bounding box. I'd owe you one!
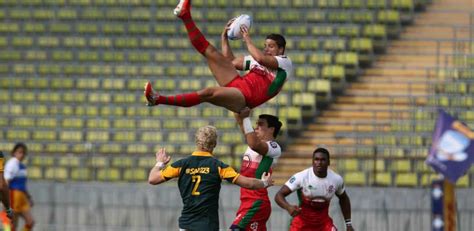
[191,151,213,157]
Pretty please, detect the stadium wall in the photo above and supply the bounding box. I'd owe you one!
[27,182,474,231]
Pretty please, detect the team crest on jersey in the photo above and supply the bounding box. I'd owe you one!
[250,221,258,230]
[270,141,278,148]
[327,185,335,193]
[289,176,296,183]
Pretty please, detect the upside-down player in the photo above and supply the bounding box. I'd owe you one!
[144,0,293,113]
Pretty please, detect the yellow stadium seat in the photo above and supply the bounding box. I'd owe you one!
[70,168,92,181]
[45,143,69,153]
[168,132,190,143]
[141,131,164,143]
[58,156,80,167]
[27,166,43,180]
[99,144,122,154]
[395,173,418,187]
[31,156,55,166]
[456,175,470,187]
[127,144,149,154]
[123,169,147,181]
[138,157,155,168]
[375,172,392,186]
[45,167,68,181]
[87,119,110,129]
[138,119,161,129]
[7,130,30,140]
[114,119,136,129]
[97,168,121,181]
[62,118,84,128]
[111,157,134,168]
[344,172,366,186]
[12,117,35,127]
[114,131,136,142]
[59,131,83,142]
[86,131,109,142]
[306,11,326,23]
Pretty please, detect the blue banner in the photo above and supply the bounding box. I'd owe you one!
[426,109,474,183]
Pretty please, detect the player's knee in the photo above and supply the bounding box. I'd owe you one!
[198,87,217,99]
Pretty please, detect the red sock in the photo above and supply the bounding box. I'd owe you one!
[157,92,201,107]
[181,14,209,54]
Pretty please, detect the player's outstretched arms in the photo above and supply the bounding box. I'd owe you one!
[275,185,302,217]
[234,172,273,189]
[148,148,171,185]
[236,108,269,155]
[241,25,278,69]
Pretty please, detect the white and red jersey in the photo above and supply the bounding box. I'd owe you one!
[243,55,293,81]
[240,140,281,200]
[285,168,344,229]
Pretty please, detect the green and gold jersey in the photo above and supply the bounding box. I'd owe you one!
[161,151,239,231]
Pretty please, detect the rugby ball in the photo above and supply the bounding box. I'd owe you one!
[227,14,253,40]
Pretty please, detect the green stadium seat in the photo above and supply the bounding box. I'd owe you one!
[283,80,305,92]
[336,25,361,37]
[323,39,346,51]
[297,39,319,50]
[280,10,301,22]
[57,156,80,167]
[221,132,243,144]
[24,22,45,33]
[76,105,99,116]
[49,22,72,34]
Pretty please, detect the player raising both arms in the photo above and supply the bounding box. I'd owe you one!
[230,108,283,231]
[144,0,293,113]
[275,148,354,231]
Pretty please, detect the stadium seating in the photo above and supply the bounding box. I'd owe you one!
[2,0,469,186]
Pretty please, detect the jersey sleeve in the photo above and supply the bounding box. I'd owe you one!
[266,141,281,158]
[160,160,182,181]
[275,56,293,75]
[335,174,346,195]
[218,161,240,183]
[4,159,19,181]
[284,170,304,192]
[243,55,253,71]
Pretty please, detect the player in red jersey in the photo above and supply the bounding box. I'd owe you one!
[275,148,354,231]
[144,0,293,113]
[230,108,283,231]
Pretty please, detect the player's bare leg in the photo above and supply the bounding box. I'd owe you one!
[174,0,239,87]
[144,83,246,113]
